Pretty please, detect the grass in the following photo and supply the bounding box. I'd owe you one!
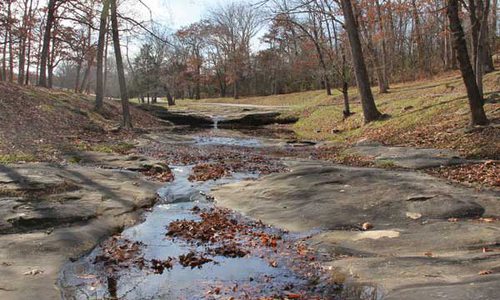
[76,142,136,154]
[0,153,37,164]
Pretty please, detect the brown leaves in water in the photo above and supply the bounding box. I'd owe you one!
[188,163,228,181]
[93,235,145,271]
[212,243,249,258]
[150,258,174,274]
[167,208,241,243]
[179,251,213,268]
[166,208,282,261]
[142,169,174,183]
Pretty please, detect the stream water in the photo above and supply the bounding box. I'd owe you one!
[58,127,377,300]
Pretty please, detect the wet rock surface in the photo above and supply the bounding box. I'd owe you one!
[2,123,498,300]
[59,167,347,300]
[0,162,161,300]
[212,161,500,299]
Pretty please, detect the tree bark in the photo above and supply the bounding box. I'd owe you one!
[447,0,489,126]
[411,0,429,75]
[95,0,110,111]
[7,0,14,82]
[38,0,57,87]
[18,0,33,85]
[1,12,7,81]
[110,0,132,128]
[75,60,82,92]
[340,0,382,123]
[375,0,389,91]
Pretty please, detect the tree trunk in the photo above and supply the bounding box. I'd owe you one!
[79,58,93,93]
[110,0,132,128]
[7,1,14,82]
[38,0,57,87]
[47,31,56,88]
[342,81,351,118]
[24,0,34,85]
[1,19,7,81]
[233,78,239,99]
[165,86,175,106]
[474,0,489,99]
[18,0,31,84]
[95,0,109,111]
[75,59,84,92]
[103,25,110,98]
[195,51,201,100]
[25,29,32,84]
[447,0,489,126]
[375,0,389,91]
[411,0,427,75]
[340,0,382,123]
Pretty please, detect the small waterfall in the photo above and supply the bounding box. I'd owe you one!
[212,116,223,129]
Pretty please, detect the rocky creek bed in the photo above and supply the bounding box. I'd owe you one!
[1,124,499,300]
[58,166,360,300]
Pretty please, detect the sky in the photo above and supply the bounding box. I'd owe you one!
[135,0,266,51]
[143,0,231,29]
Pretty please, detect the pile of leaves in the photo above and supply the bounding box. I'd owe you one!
[150,258,174,274]
[167,208,247,243]
[136,141,291,178]
[93,235,146,271]
[188,163,228,181]
[166,207,283,260]
[426,161,499,188]
[142,168,175,182]
[178,251,213,268]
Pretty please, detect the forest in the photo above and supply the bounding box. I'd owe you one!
[0,1,499,299]
[1,0,497,125]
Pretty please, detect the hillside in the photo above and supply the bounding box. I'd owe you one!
[188,69,500,159]
[0,82,164,162]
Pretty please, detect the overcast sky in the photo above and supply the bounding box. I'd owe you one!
[143,0,235,29]
[134,0,266,51]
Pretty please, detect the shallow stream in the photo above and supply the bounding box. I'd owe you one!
[58,127,374,299]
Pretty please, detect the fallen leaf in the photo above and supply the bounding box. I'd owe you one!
[406,212,422,220]
[478,270,493,275]
[284,292,302,299]
[24,269,44,276]
[362,222,373,231]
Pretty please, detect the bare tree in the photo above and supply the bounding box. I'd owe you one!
[38,0,57,87]
[110,0,132,128]
[447,0,488,126]
[209,2,261,99]
[340,0,382,123]
[95,0,110,112]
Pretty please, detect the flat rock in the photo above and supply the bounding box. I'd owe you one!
[0,163,161,300]
[213,162,494,231]
[212,161,500,299]
[140,103,296,127]
[66,151,170,172]
[349,144,465,169]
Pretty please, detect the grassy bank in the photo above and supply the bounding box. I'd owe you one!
[181,70,499,159]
